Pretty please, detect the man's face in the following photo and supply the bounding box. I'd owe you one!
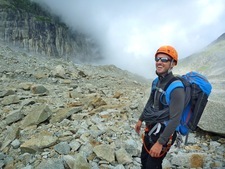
[155,53,174,76]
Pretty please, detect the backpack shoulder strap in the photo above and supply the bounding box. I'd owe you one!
[152,77,158,90]
[158,77,184,107]
[165,80,184,104]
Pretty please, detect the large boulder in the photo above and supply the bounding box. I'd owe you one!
[198,100,225,136]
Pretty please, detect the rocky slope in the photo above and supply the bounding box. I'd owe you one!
[174,33,225,79]
[0,42,224,169]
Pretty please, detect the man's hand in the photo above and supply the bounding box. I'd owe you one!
[149,141,163,157]
[135,120,142,134]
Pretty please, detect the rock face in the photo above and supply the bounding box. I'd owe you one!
[0,0,101,62]
[0,42,224,168]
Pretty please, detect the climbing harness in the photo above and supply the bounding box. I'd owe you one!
[142,123,173,158]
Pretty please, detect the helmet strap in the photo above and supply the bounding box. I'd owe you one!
[168,59,174,73]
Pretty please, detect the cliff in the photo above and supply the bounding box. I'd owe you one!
[0,0,101,62]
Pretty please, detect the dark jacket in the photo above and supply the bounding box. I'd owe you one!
[139,72,185,145]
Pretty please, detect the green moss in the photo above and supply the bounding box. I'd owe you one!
[0,0,12,8]
[0,0,68,27]
[10,0,34,11]
[0,0,10,5]
[35,16,51,22]
[0,0,44,14]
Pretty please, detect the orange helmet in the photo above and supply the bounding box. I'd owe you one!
[155,45,178,65]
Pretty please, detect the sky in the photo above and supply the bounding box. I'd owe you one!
[34,0,225,78]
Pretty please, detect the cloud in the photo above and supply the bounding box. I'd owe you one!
[34,0,225,78]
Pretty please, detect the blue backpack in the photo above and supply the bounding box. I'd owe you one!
[152,71,212,136]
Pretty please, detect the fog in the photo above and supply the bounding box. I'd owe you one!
[34,0,225,78]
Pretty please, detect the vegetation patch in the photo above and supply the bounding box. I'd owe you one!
[35,16,51,23]
[0,0,11,7]
[10,0,37,12]
[0,0,46,15]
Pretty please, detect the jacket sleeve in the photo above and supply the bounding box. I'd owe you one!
[139,86,155,122]
[157,87,185,145]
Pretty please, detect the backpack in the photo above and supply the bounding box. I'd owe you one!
[152,71,212,136]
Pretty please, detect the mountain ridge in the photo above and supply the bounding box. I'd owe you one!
[174,33,225,79]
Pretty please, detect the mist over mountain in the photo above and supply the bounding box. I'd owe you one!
[29,0,225,78]
[0,0,225,79]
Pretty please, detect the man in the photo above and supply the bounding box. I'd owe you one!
[135,45,186,169]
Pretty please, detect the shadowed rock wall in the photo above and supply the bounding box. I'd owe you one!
[0,0,101,62]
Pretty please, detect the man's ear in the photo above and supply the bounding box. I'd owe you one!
[170,60,176,68]
[172,61,176,67]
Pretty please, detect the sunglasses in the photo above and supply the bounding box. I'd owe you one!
[155,57,171,63]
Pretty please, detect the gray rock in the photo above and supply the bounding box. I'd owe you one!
[36,158,65,169]
[30,85,49,95]
[123,139,140,157]
[73,153,91,169]
[11,139,21,149]
[0,89,15,98]
[20,104,52,128]
[21,165,33,169]
[115,148,133,165]
[93,144,115,163]
[5,109,24,125]
[50,107,82,123]
[1,125,19,151]
[199,100,225,136]
[1,95,20,105]
[69,140,81,151]
[52,65,66,79]
[0,161,5,169]
[170,152,206,168]
[20,131,58,153]
[0,153,5,160]
[62,155,75,169]
[114,164,126,169]
[54,142,71,155]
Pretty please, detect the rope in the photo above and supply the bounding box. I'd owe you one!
[142,130,173,158]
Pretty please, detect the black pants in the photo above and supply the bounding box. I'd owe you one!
[141,125,177,169]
